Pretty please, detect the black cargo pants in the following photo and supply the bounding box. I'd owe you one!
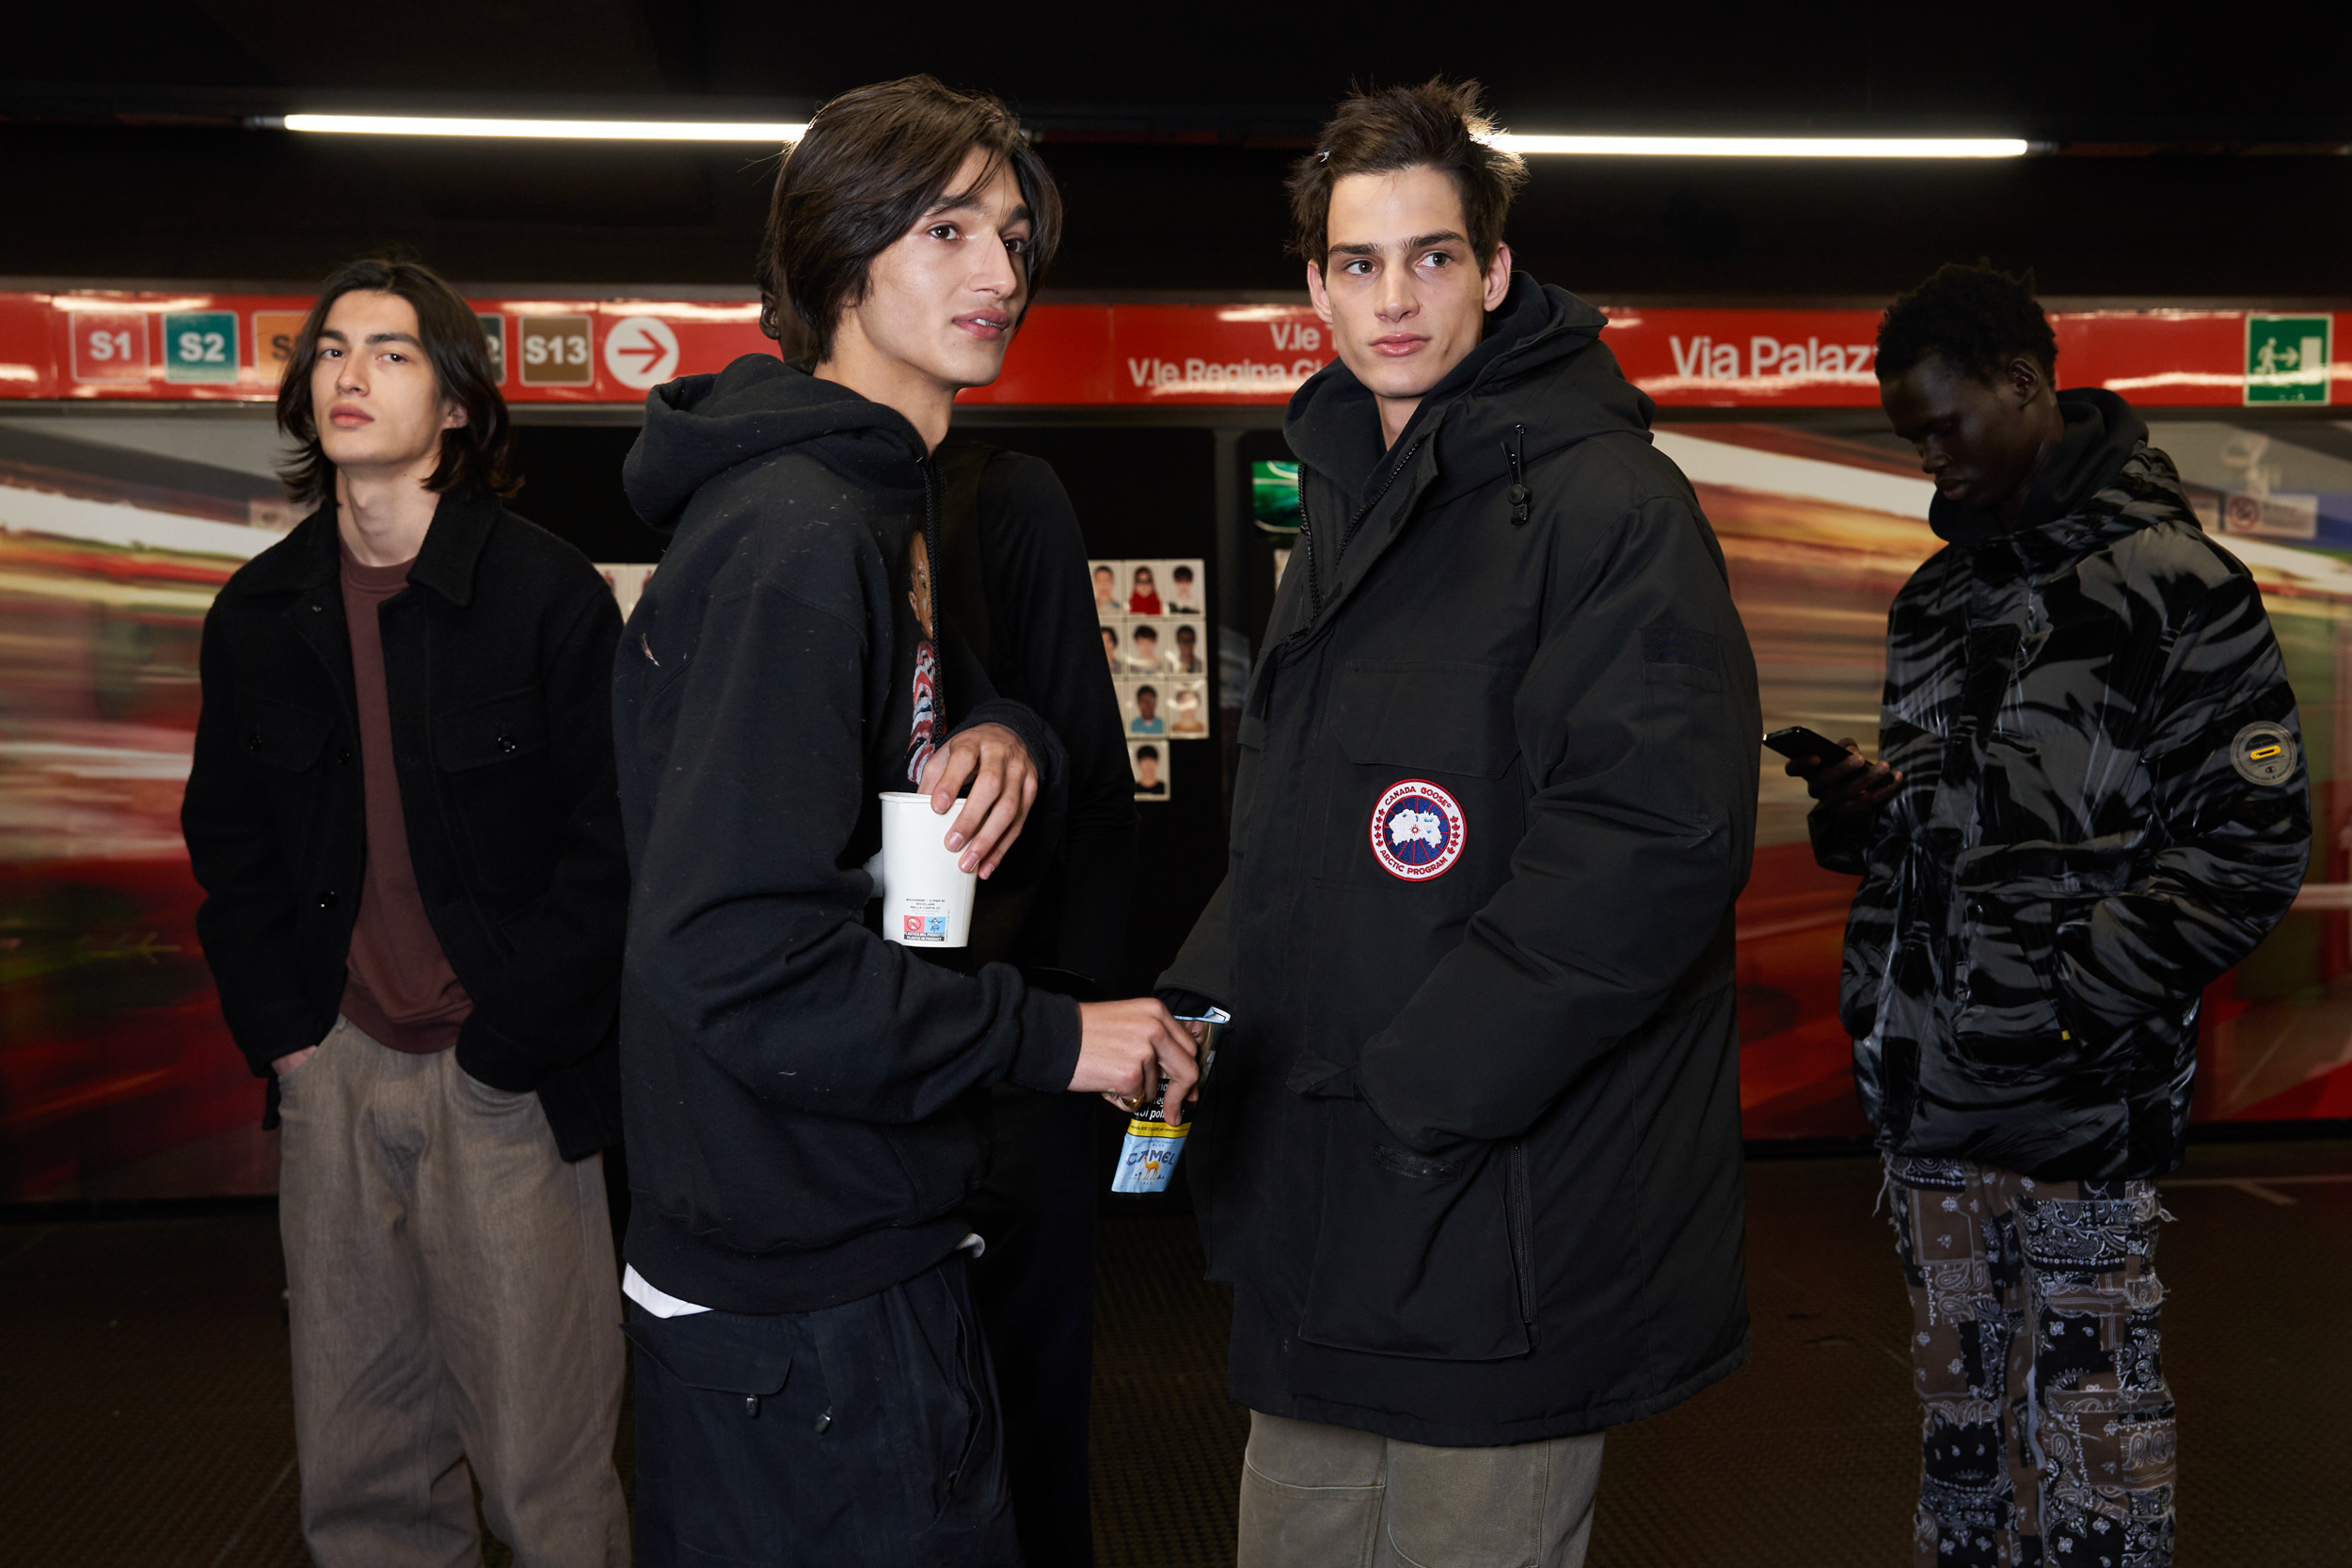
[626,1255,1018,1566]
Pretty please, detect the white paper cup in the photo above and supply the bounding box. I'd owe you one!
[879,791,976,948]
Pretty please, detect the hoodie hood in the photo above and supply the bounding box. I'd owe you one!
[1930,388,2151,548]
[623,354,930,535]
[1283,273,1655,511]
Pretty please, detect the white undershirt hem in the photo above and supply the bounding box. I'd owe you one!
[623,1232,986,1319]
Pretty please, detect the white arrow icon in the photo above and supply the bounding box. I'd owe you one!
[603,315,680,389]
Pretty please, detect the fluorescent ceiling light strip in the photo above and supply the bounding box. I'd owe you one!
[1488,135,2028,158]
[281,114,806,142]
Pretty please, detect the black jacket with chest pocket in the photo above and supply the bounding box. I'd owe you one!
[613,356,1077,1315]
[1817,390,2311,1180]
[1159,275,1762,1446]
[181,491,630,1159]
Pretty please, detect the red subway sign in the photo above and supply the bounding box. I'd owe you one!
[0,291,2339,409]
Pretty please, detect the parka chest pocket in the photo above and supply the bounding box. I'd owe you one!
[1318,661,1521,893]
[434,686,553,895]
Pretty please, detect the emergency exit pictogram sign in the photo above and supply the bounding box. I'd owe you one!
[2247,316,2331,404]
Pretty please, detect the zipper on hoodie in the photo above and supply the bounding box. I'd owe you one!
[1299,434,1425,628]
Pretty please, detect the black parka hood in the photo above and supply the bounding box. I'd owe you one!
[1284,273,1655,511]
[623,354,929,535]
[1929,388,2153,549]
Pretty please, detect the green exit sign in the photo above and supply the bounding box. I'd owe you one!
[2246,315,2331,404]
[163,310,239,384]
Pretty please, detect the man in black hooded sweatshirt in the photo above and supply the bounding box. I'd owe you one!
[1158,80,1760,1568]
[1791,264,2308,1568]
[612,77,1199,1567]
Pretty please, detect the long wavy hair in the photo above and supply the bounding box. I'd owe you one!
[276,256,516,507]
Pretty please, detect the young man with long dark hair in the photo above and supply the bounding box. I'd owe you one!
[1160,80,1760,1567]
[182,258,631,1565]
[613,77,1197,1566]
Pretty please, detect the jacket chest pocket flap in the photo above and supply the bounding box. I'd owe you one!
[434,687,552,895]
[1334,661,1518,777]
[237,689,334,773]
[434,687,550,771]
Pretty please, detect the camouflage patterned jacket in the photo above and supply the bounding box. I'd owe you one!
[1819,393,2310,1179]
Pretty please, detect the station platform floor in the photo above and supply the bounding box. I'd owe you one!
[4,1138,2346,1567]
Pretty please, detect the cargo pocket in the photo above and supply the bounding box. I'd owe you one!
[626,1300,791,1379]
[1319,660,1521,903]
[434,685,553,895]
[1296,1099,1532,1361]
[622,1307,797,1558]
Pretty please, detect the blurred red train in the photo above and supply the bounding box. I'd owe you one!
[4,413,2348,1202]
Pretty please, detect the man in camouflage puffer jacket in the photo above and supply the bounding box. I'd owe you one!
[1793,264,2308,1568]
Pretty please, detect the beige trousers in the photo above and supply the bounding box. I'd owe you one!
[278,1016,628,1568]
[1237,1409,1605,1568]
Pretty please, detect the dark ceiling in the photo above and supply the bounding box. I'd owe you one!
[6,2,2350,302]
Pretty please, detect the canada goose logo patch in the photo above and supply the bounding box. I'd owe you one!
[2229,721,2296,786]
[1370,780,1466,881]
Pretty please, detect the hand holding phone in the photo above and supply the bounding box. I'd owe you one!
[1765,726,1902,816]
[1763,725,1851,768]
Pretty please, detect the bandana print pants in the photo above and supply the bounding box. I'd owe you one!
[1888,1156,2176,1568]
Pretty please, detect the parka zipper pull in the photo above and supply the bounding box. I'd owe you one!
[1503,424,1531,525]
[1299,489,1322,620]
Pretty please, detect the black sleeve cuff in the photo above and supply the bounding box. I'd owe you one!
[454,1011,548,1094]
[1807,805,1869,875]
[955,697,1071,892]
[956,697,1068,805]
[1154,988,1223,1020]
[235,1001,326,1078]
[1007,986,1083,1094]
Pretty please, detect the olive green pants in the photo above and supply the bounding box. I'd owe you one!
[1237,1409,1604,1568]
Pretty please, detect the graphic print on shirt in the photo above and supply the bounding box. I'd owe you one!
[1369,779,1466,881]
[907,531,938,785]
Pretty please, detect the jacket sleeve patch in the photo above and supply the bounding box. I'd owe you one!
[1641,623,1721,691]
[1641,623,1718,669]
[2228,720,2297,786]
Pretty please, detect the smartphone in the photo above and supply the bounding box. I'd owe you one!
[1763,725,1854,765]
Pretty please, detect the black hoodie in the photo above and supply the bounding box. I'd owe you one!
[1160,276,1762,1444]
[614,355,1078,1313]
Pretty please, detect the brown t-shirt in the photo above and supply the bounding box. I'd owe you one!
[339,541,472,1053]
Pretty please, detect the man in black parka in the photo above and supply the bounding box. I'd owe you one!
[1159,81,1760,1568]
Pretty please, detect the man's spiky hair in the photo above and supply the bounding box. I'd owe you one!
[1286,78,1529,271]
[1876,261,2058,385]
